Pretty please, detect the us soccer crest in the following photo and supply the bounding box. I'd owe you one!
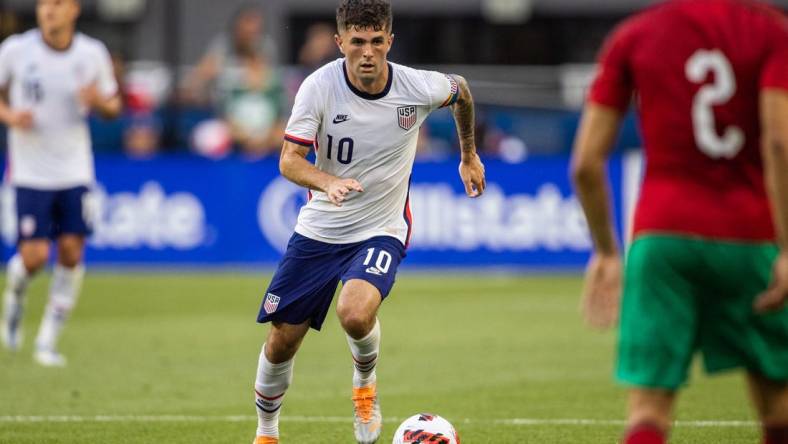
[263,293,281,314]
[397,105,417,130]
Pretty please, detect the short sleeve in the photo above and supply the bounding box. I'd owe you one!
[422,70,459,110]
[0,36,19,87]
[761,15,788,91]
[588,22,635,111]
[284,74,323,147]
[95,44,119,98]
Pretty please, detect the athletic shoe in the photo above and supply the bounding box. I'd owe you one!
[33,348,67,367]
[352,383,382,444]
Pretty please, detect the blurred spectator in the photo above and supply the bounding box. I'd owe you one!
[285,22,342,107]
[298,23,340,73]
[124,113,161,159]
[0,10,20,40]
[108,52,162,158]
[475,114,528,162]
[185,3,284,159]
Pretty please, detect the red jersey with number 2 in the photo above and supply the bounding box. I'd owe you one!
[589,0,788,241]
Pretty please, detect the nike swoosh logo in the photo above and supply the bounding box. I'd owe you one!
[333,116,350,124]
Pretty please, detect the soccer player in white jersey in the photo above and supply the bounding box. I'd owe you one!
[251,1,485,443]
[0,0,121,367]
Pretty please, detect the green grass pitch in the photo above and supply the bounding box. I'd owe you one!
[0,272,760,443]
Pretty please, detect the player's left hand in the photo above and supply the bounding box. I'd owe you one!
[754,251,788,313]
[459,152,486,198]
[326,177,364,207]
[581,252,622,330]
[78,82,102,110]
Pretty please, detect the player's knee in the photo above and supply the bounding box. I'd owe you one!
[22,255,47,273]
[57,239,84,267]
[336,293,376,337]
[338,309,374,339]
[20,244,49,273]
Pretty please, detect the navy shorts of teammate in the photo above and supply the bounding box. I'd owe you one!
[257,233,407,330]
[15,186,93,241]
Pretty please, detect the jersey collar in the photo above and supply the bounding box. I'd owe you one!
[342,61,393,101]
[38,29,78,53]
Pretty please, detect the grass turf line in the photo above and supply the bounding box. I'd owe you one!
[0,273,759,443]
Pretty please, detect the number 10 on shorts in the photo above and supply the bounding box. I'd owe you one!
[363,248,392,274]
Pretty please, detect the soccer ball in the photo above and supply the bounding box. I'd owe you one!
[392,413,460,444]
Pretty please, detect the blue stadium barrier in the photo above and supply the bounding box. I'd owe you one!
[1,154,640,269]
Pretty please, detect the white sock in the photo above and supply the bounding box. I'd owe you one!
[346,318,380,387]
[3,254,32,329]
[254,344,294,438]
[35,263,84,352]
[5,254,31,295]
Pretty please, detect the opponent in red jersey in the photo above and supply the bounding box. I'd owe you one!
[571,1,788,443]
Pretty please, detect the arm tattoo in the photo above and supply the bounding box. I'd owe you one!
[449,74,476,155]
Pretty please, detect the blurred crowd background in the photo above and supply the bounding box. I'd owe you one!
[0,0,785,163]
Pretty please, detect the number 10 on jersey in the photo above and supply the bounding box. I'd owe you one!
[363,248,392,273]
[326,134,354,164]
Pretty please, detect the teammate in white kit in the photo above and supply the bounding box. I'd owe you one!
[0,0,121,367]
[251,1,485,443]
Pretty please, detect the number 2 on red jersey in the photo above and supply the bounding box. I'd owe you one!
[685,49,744,159]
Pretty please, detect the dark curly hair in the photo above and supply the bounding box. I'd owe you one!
[336,0,392,32]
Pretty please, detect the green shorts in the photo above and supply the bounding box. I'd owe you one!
[617,234,788,390]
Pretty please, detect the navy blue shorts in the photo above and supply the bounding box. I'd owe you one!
[257,233,407,331]
[16,186,94,241]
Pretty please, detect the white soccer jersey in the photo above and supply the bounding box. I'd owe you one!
[285,58,459,246]
[0,30,118,189]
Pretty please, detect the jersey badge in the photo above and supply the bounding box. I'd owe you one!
[397,105,417,130]
[20,215,36,238]
[333,114,351,124]
[263,293,281,314]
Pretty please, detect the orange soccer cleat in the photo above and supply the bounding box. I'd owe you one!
[352,383,382,444]
[253,436,279,444]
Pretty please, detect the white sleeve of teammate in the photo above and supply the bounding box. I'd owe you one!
[0,36,18,88]
[95,45,119,98]
[284,75,323,146]
[421,70,459,112]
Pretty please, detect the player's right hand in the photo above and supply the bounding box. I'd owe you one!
[326,178,363,207]
[581,252,622,330]
[8,110,33,130]
[754,251,788,313]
